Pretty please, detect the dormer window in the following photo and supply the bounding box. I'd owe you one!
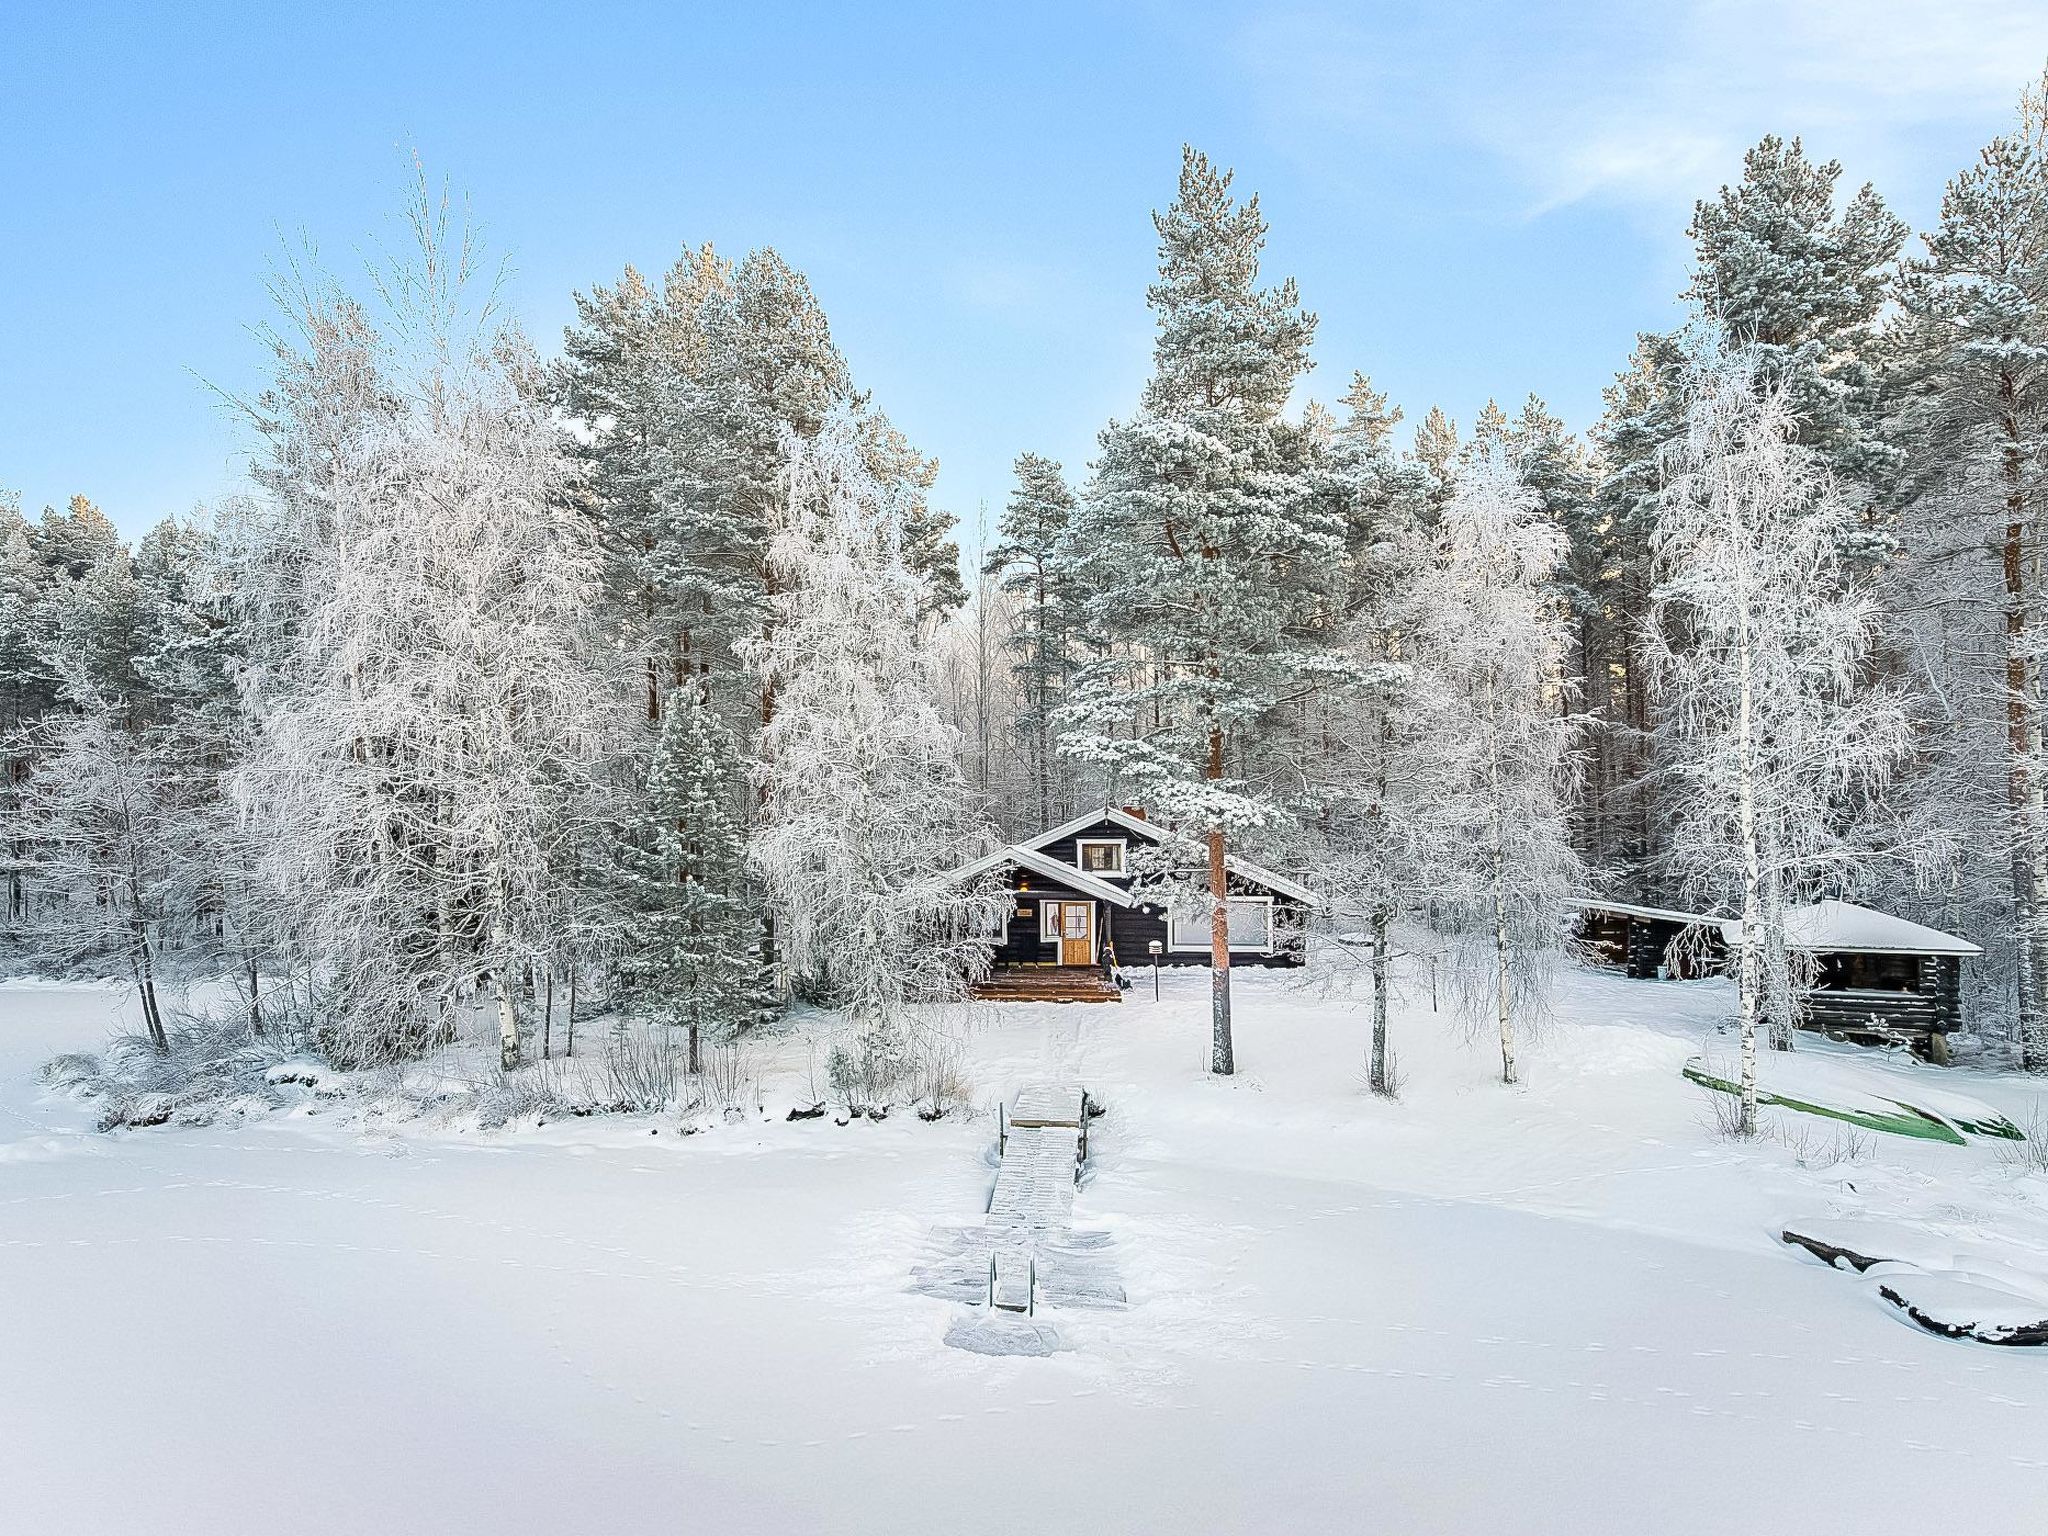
[1076,838,1127,875]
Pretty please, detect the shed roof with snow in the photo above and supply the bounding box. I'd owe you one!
[1718,900,1981,958]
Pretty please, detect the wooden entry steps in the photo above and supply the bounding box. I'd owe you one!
[971,968,1122,1004]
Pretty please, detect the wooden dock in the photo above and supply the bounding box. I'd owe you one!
[913,1078,1124,1348]
[982,1082,1093,1316]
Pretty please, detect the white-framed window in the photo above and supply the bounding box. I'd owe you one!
[1075,838,1127,875]
[1169,896,1276,953]
[1039,901,1063,942]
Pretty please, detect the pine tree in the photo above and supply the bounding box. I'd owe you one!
[1686,135,1907,521]
[1586,333,1686,889]
[1891,69,2048,1066]
[1056,146,1339,1075]
[0,495,58,942]
[1411,405,1460,516]
[984,452,1082,828]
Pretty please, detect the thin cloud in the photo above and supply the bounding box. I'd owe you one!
[1239,0,2048,221]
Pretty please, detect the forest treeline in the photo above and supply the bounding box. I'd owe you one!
[6,69,2048,1121]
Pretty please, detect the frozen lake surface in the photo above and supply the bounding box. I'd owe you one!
[4,965,2046,1534]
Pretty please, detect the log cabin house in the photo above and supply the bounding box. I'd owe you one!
[1567,898,1725,980]
[1721,900,1980,1062]
[947,808,1319,1002]
[1572,895,1980,1060]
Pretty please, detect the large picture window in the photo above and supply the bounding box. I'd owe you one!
[1168,897,1275,953]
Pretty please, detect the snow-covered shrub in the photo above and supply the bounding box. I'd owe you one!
[598,1023,686,1113]
[44,1018,301,1131]
[1995,1104,2048,1176]
[471,1068,574,1132]
[1769,1119,1872,1169]
[907,1029,974,1120]
[696,1039,758,1117]
[827,1026,913,1112]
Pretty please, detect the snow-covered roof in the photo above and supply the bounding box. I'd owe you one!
[942,845,1137,908]
[1566,896,1720,926]
[1719,900,1981,957]
[1018,806,1322,908]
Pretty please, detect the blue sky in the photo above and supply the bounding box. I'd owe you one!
[5,1,2047,555]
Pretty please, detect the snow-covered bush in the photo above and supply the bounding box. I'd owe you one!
[43,1017,310,1130]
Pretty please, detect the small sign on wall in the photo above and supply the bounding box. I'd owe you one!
[1015,905,1035,919]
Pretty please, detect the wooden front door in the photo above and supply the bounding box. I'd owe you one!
[1059,902,1094,967]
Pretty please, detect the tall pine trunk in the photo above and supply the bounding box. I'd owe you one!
[1207,724,1234,1076]
[2001,378,2048,1069]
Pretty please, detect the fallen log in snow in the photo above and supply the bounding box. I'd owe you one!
[1878,1275,2048,1347]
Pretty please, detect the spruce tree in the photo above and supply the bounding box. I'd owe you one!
[1057,147,1340,1075]
[619,686,766,1074]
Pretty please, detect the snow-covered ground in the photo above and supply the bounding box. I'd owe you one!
[5,961,2048,1534]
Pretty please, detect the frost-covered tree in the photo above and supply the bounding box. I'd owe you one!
[0,496,59,941]
[747,417,1006,1101]
[1890,71,2048,1067]
[984,452,1083,829]
[10,673,195,1053]
[1650,333,1912,1132]
[1429,451,1582,1086]
[1308,436,1466,1094]
[1687,135,1908,517]
[233,176,609,1069]
[1411,405,1460,517]
[1056,146,1340,1075]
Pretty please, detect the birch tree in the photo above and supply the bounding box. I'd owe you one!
[1430,451,1582,1085]
[747,417,1006,1101]
[1650,332,1911,1133]
[233,175,608,1069]
[1312,497,1466,1094]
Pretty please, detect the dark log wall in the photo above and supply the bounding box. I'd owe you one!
[1799,952,1966,1057]
[994,872,1094,967]
[988,818,1308,970]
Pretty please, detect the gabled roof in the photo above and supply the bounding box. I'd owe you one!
[1018,806,1322,908]
[1719,900,1981,957]
[943,844,1137,907]
[1566,896,1721,926]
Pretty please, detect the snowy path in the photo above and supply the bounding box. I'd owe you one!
[5,972,2048,1534]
